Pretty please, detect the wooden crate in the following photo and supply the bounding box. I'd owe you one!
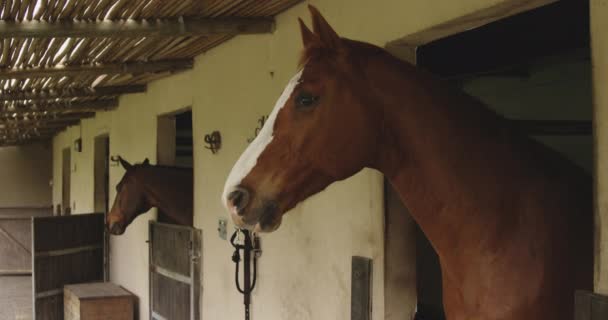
[64,282,135,320]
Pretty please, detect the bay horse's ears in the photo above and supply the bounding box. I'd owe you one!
[142,158,150,166]
[118,156,133,171]
[308,5,342,49]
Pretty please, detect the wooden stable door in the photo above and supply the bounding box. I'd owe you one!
[0,216,32,275]
[149,222,201,320]
[32,213,106,320]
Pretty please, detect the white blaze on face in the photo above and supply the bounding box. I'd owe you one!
[222,69,304,210]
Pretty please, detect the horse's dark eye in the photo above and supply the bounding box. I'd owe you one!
[295,92,319,109]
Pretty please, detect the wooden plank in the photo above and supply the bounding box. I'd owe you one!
[510,119,592,136]
[32,213,106,320]
[152,311,169,320]
[0,59,193,80]
[35,244,102,258]
[36,288,64,299]
[0,269,31,276]
[152,265,192,285]
[0,17,274,38]
[0,85,145,101]
[388,0,557,49]
[65,282,132,299]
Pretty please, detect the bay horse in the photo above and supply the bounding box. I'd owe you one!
[223,6,593,320]
[106,157,193,235]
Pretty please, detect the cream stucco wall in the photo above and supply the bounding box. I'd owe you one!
[51,1,544,319]
[0,143,52,208]
[591,0,608,295]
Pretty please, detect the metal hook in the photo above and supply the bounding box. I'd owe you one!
[204,131,221,154]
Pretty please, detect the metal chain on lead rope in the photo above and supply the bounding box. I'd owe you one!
[230,228,260,320]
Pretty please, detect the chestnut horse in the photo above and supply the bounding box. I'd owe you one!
[223,6,593,320]
[106,157,193,235]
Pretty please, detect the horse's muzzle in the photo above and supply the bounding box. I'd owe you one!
[107,222,125,235]
[231,200,281,233]
[227,187,250,216]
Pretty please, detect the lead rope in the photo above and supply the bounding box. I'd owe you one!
[231,229,260,320]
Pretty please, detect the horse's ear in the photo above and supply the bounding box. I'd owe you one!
[142,158,150,166]
[298,18,318,47]
[308,5,342,49]
[118,156,133,171]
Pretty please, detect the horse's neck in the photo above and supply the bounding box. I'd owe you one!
[138,167,193,225]
[368,55,519,258]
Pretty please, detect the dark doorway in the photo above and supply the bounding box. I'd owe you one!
[156,110,193,224]
[411,1,591,319]
[175,111,194,168]
[61,148,71,216]
[94,135,110,214]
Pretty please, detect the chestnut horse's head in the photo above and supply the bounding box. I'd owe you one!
[223,6,384,232]
[106,157,154,235]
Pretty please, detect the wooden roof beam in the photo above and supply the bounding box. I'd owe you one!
[0,17,275,38]
[0,138,55,147]
[0,120,81,130]
[1,99,118,114]
[0,59,193,80]
[510,119,592,136]
[0,113,94,123]
[0,85,145,102]
[0,128,59,134]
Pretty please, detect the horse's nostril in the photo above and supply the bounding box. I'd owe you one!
[228,188,250,215]
[110,223,122,235]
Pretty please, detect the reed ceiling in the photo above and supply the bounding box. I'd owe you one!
[0,0,302,146]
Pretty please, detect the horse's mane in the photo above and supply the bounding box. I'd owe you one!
[134,163,192,172]
[298,37,394,69]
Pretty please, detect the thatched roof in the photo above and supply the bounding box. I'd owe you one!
[0,0,302,146]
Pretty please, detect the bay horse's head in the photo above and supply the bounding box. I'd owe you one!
[223,6,384,232]
[106,157,154,235]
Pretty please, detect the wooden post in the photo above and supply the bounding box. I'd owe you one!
[591,0,608,296]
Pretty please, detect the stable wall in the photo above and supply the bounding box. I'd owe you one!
[52,0,547,319]
[0,143,52,211]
